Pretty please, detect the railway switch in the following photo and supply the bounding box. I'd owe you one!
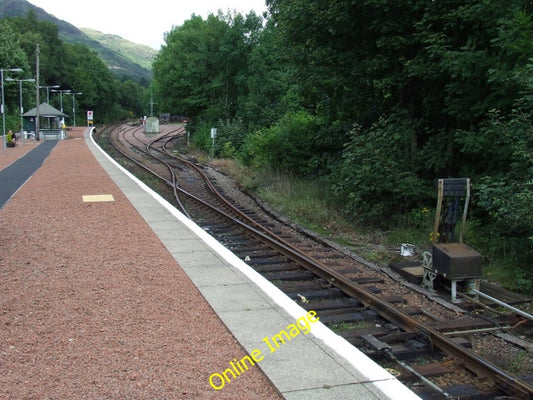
[422,178,482,302]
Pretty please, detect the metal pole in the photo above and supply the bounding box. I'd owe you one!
[18,80,23,138]
[73,94,76,127]
[39,85,59,103]
[471,289,533,322]
[51,89,71,113]
[67,92,82,127]
[35,44,40,141]
[1,67,23,150]
[6,78,35,142]
[1,69,5,150]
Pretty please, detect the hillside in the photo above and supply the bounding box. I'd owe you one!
[81,28,156,72]
[0,0,154,84]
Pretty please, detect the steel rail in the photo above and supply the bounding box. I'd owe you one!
[152,134,533,400]
[104,124,533,400]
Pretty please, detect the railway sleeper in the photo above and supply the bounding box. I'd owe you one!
[300,298,362,311]
[252,263,303,272]
[342,325,399,342]
[214,233,250,243]
[347,276,385,285]
[333,267,362,274]
[362,333,433,360]
[216,232,260,242]
[247,257,289,266]
[411,362,453,378]
[286,288,345,301]
[440,384,505,400]
[314,306,366,317]
[232,245,274,253]
[429,317,507,333]
[278,280,333,292]
[320,310,378,325]
[264,271,316,281]
[200,223,231,232]
[449,336,472,349]
[232,244,276,252]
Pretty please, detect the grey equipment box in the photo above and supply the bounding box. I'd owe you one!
[432,243,482,280]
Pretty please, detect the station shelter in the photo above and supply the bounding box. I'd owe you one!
[23,103,68,140]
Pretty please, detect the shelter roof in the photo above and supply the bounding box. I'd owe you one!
[23,103,68,118]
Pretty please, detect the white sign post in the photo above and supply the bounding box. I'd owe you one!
[210,127,217,158]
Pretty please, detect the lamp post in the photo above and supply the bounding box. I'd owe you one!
[1,67,23,150]
[39,84,60,103]
[6,78,35,141]
[51,89,71,113]
[64,92,82,127]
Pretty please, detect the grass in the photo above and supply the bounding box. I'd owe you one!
[213,161,418,265]
[206,157,532,295]
[328,321,372,332]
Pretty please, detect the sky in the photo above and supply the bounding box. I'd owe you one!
[27,0,268,49]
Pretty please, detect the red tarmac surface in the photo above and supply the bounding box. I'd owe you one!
[0,128,282,399]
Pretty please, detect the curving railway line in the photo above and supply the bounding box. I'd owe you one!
[94,122,533,400]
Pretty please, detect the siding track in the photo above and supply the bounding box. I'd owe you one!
[95,123,533,400]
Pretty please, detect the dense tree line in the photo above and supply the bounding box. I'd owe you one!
[0,12,147,127]
[153,2,532,276]
[2,5,529,281]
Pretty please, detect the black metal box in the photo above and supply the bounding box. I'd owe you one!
[432,243,482,280]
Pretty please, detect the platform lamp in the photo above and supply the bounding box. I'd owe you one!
[51,89,71,113]
[1,67,23,150]
[6,78,36,141]
[39,84,60,103]
[65,91,82,127]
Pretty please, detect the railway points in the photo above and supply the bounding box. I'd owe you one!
[2,124,531,399]
[85,129,421,399]
[0,128,420,399]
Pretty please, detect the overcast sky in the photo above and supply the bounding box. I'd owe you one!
[27,0,268,49]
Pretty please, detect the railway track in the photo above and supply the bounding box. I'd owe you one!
[95,123,533,400]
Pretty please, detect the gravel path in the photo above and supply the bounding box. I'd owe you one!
[0,132,283,399]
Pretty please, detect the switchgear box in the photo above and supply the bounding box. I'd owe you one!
[432,243,482,280]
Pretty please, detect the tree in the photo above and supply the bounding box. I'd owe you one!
[0,19,31,114]
[3,12,143,125]
[9,12,66,93]
[153,12,264,124]
[238,18,293,130]
[118,80,145,117]
[61,43,120,124]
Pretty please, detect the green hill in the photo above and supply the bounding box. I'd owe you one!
[0,0,155,84]
[81,28,156,72]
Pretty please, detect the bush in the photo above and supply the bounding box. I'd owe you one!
[330,113,428,225]
[457,109,533,264]
[241,110,323,176]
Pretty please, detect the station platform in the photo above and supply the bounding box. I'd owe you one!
[0,128,420,399]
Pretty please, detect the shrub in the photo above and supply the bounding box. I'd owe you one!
[241,110,323,176]
[331,114,428,225]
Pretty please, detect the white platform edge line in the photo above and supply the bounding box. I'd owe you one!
[87,128,421,400]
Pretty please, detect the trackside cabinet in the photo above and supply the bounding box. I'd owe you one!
[422,178,482,302]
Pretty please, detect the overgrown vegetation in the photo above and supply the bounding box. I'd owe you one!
[153,1,531,293]
[3,3,530,293]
